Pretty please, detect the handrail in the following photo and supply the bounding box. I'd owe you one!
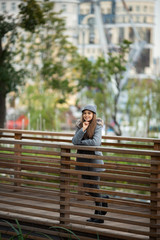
[1,128,160,143]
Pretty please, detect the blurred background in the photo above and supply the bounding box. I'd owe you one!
[0,0,160,137]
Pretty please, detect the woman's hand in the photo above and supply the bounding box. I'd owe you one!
[83,121,89,132]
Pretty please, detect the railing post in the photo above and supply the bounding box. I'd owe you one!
[60,147,70,225]
[14,133,22,188]
[150,142,160,240]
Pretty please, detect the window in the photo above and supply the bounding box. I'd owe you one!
[145,28,151,43]
[101,8,105,14]
[11,2,16,11]
[1,2,6,11]
[88,18,95,44]
[144,6,147,12]
[136,16,140,23]
[129,27,134,40]
[107,8,111,13]
[144,16,147,23]
[136,6,140,12]
[135,49,150,73]
[119,28,124,43]
[62,4,66,12]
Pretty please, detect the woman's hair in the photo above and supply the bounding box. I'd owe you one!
[80,113,97,139]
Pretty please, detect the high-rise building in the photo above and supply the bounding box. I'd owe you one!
[78,0,157,79]
[0,0,159,78]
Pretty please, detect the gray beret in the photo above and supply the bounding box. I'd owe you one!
[82,104,97,114]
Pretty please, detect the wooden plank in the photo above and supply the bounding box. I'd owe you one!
[0,206,59,221]
[0,191,59,205]
[0,151,153,165]
[0,183,60,196]
[1,128,159,143]
[102,141,154,149]
[59,175,157,192]
[61,152,155,164]
[0,153,61,164]
[1,138,160,157]
[60,184,156,201]
[0,199,59,213]
[0,161,60,173]
[0,176,60,189]
[59,148,71,225]
[60,169,159,184]
[0,169,60,182]
[150,142,160,240]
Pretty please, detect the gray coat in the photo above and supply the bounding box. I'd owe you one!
[72,118,105,172]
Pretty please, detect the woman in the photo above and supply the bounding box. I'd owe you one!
[72,104,109,223]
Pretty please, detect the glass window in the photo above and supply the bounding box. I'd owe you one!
[144,16,147,23]
[137,16,140,23]
[119,28,124,43]
[1,2,6,11]
[107,8,111,13]
[129,27,134,40]
[62,4,67,12]
[136,6,140,12]
[11,2,16,11]
[144,6,147,12]
[101,8,105,14]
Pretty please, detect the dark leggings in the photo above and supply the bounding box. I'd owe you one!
[82,174,102,208]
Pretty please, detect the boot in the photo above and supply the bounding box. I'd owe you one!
[86,210,104,223]
[101,195,109,215]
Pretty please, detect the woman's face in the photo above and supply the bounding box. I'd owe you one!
[83,110,94,122]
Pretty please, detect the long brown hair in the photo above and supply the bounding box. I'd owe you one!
[79,113,97,139]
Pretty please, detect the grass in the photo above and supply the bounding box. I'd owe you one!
[0,219,83,240]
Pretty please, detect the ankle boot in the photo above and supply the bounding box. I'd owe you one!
[101,195,109,215]
[94,210,104,223]
[86,218,104,223]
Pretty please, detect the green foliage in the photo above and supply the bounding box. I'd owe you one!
[126,77,160,136]
[74,40,131,135]
[18,0,77,104]
[0,15,24,96]
[20,82,66,130]
[2,219,97,240]
[19,0,45,32]
[0,15,15,38]
[50,226,81,240]
[0,0,77,128]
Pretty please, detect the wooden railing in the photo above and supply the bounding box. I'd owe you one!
[0,129,160,240]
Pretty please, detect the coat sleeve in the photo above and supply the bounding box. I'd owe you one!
[72,128,86,145]
[72,125,102,146]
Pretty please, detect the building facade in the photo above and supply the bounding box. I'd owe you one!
[78,0,156,79]
[0,0,159,78]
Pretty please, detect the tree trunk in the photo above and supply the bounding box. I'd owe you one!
[0,94,6,128]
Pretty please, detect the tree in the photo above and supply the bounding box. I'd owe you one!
[126,77,160,137]
[74,40,131,135]
[0,15,24,128]
[0,0,77,128]
[15,0,79,130]
[19,81,66,130]
[18,0,78,101]
[0,0,46,128]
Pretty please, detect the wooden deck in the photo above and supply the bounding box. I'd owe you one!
[0,129,160,240]
[0,186,152,240]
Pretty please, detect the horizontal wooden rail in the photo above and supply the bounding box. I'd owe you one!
[1,128,160,150]
[0,129,160,240]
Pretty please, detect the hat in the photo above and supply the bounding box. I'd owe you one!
[82,104,97,114]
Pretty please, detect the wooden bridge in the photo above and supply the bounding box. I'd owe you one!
[0,129,160,240]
